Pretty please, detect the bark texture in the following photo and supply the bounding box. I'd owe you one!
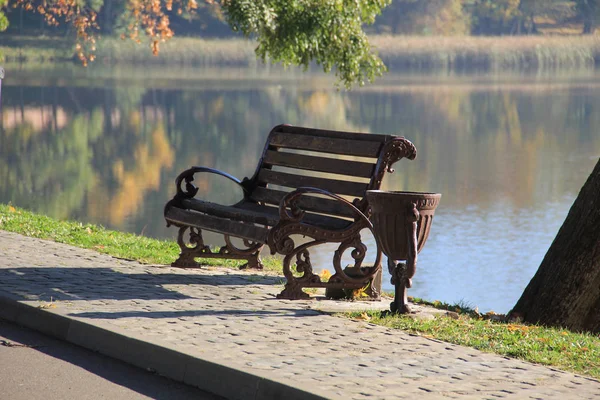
[510,158,600,333]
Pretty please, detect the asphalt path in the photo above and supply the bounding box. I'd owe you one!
[0,319,224,400]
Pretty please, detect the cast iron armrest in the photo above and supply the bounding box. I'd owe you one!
[273,186,382,276]
[175,166,249,199]
[278,186,374,230]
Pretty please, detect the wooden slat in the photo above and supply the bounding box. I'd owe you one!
[238,202,351,230]
[257,169,368,198]
[250,187,356,218]
[179,198,279,226]
[269,132,382,158]
[275,125,391,143]
[165,207,269,243]
[170,199,351,231]
[263,150,374,178]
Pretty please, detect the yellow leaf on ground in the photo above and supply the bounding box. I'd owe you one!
[355,312,371,321]
[319,269,332,282]
[8,206,16,213]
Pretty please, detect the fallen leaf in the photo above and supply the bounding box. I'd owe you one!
[355,312,371,321]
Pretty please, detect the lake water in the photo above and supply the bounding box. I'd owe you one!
[1,65,599,313]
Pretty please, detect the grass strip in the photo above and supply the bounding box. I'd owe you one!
[0,203,281,271]
[344,308,600,380]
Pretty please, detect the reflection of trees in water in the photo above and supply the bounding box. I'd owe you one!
[1,81,599,238]
[347,87,600,208]
[0,106,98,219]
[87,125,174,227]
[0,85,176,231]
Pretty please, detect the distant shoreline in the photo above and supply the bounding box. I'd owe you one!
[1,34,599,73]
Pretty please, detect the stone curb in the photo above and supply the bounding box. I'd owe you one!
[0,291,332,400]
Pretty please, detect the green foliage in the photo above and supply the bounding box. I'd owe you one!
[471,0,522,34]
[576,0,600,33]
[223,0,390,88]
[471,0,576,35]
[0,0,8,32]
[374,0,470,35]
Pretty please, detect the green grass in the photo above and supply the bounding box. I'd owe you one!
[0,203,282,272]
[345,308,600,380]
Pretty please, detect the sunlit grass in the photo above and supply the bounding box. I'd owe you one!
[0,203,282,272]
[345,309,600,380]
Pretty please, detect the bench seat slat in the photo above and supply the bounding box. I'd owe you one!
[263,150,374,178]
[257,169,368,198]
[250,187,356,218]
[179,198,278,225]
[165,207,270,243]
[177,198,352,230]
[269,132,382,158]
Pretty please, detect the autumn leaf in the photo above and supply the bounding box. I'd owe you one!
[319,269,332,282]
[355,312,371,321]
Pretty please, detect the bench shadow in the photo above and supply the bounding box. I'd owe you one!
[69,308,321,319]
[0,267,281,303]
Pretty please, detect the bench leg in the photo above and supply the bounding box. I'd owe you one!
[277,248,314,300]
[221,235,264,270]
[172,226,209,268]
[171,227,265,269]
[239,252,263,270]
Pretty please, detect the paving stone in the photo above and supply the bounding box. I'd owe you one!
[1,230,599,399]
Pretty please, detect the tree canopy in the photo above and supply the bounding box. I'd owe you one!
[1,0,597,86]
[0,0,391,87]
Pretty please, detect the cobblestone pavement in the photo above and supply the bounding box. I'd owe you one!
[1,230,599,399]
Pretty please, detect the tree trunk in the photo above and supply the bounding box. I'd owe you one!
[510,158,600,333]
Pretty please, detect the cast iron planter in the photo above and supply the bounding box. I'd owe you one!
[367,190,441,314]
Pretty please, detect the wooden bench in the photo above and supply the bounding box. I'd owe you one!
[164,124,417,300]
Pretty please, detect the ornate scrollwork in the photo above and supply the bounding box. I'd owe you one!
[277,241,324,300]
[174,166,248,199]
[221,235,263,256]
[175,169,199,198]
[171,226,264,269]
[171,226,211,267]
[270,186,383,300]
[268,220,365,256]
[331,235,380,284]
[295,250,314,276]
[178,226,210,253]
[370,137,418,190]
[219,235,265,269]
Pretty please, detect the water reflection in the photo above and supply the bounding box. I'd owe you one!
[1,67,599,313]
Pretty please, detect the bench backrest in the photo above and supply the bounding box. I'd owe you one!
[247,125,417,220]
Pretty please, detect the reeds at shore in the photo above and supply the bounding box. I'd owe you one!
[2,34,599,72]
[372,35,600,71]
